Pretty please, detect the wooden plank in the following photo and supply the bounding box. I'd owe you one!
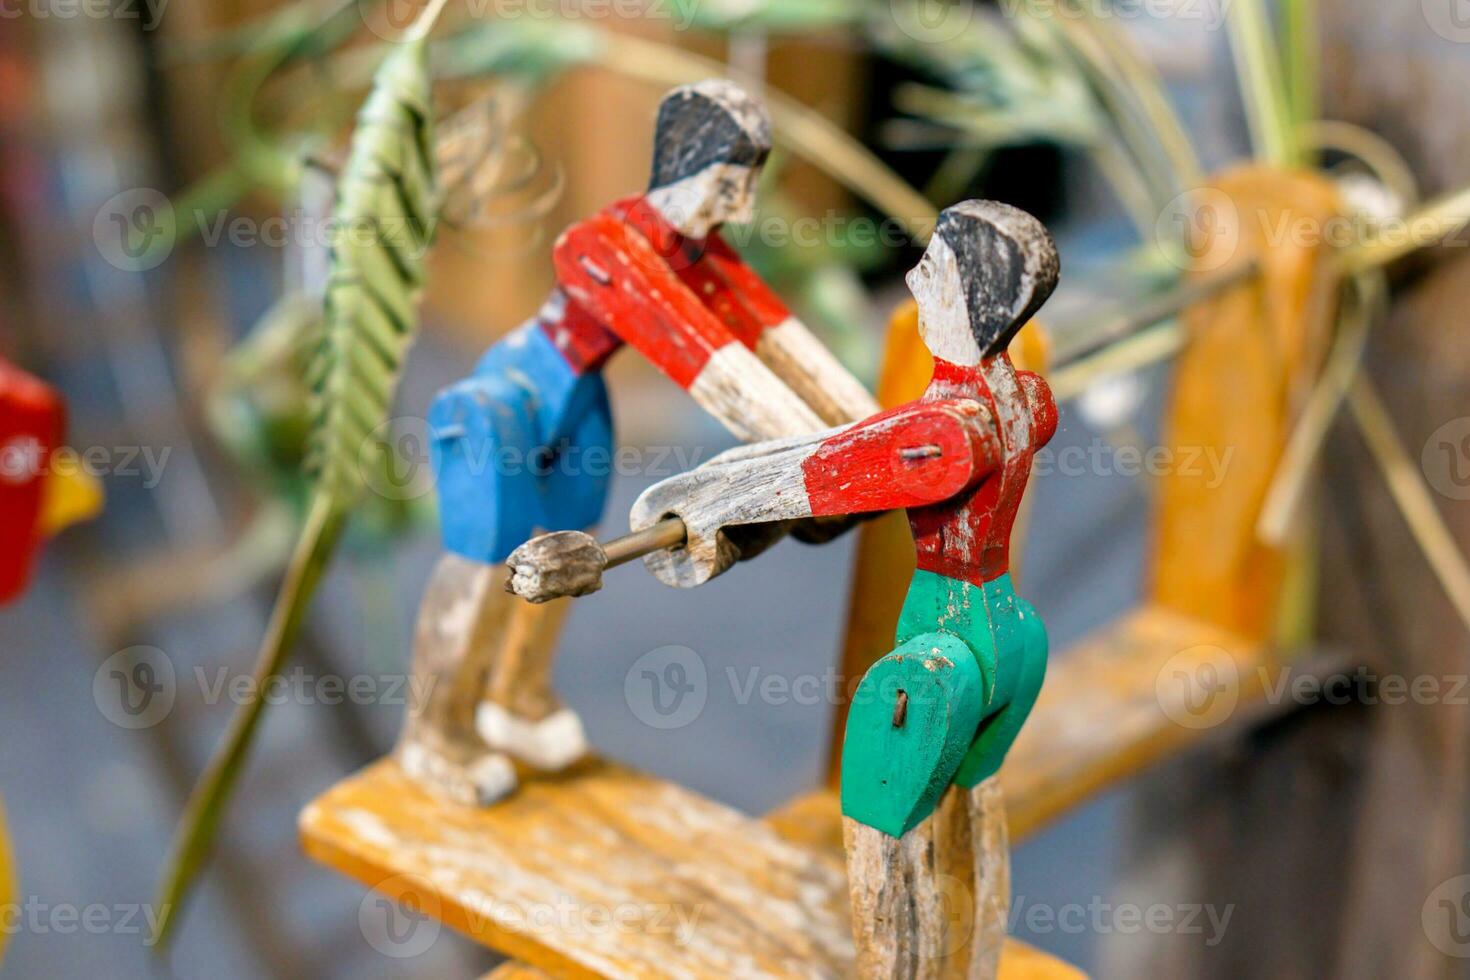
[1313,252,1470,979]
[486,966,553,980]
[303,752,1087,979]
[301,757,853,979]
[1149,166,1343,647]
[485,934,1085,980]
[482,780,1082,980]
[1002,604,1266,839]
[1115,165,1355,977]
[304,596,1340,978]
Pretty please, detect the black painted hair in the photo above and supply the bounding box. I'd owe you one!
[648,81,773,190]
[934,200,1060,357]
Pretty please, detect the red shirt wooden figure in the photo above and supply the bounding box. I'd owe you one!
[0,358,63,604]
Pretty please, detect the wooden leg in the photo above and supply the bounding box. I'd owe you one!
[844,778,1010,979]
[475,591,588,772]
[395,553,518,806]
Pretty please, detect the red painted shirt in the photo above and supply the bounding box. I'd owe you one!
[907,355,1057,586]
[540,196,789,381]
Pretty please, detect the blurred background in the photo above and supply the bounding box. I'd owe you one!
[2,0,1470,977]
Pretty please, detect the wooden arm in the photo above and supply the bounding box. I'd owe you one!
[553,214,824,442]
[630,398,1001,589]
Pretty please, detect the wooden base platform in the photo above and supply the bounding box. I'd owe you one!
[303,604,1349,978]
[303,756,853,978]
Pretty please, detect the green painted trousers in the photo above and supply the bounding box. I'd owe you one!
[840,570,1048,837]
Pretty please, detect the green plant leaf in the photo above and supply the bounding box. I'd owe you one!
[154,36,437,946]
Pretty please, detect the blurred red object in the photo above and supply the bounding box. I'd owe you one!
[0,358,63,604]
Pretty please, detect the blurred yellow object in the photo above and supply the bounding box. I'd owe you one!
[39,461,103,538]
[0,797,13,965]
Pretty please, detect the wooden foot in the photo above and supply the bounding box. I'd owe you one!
[395,553,520,804]
[476,593,587,770]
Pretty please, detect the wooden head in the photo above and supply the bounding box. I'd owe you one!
[644,80,773,239]
[905,200,1060,365]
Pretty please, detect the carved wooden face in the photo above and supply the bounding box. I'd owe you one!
[646,80,772,238]
[908,234,981,365]
[645,162,761,239]
[906,201,1060,365]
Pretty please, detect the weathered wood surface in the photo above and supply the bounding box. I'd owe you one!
[481,776,1083,980]
[486,966,554,980]
[313,600,1339,977]
[844,780,1008,979]
[310,754,1077,979]
[302,757,855,978]
[1149,166,1342,647]
[311,756,1083,980]
[484,936,1083,979]
[396,554,520,806]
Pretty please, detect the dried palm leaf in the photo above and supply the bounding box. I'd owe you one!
[153,26,438,944]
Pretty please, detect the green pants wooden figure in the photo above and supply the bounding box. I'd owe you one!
[839,205,1060,979]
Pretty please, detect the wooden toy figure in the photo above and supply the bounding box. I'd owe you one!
[398,79,878,804]
[0,358,103,607]
[0,357,63,605]
[507,200,1059,976]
